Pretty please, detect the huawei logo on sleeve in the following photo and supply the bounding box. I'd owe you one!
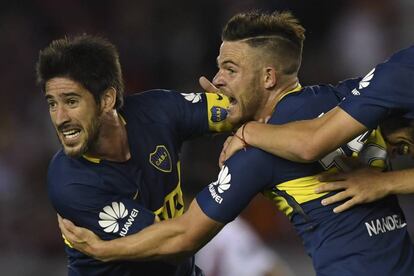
[213,165,231,193]
[351,68,375,96]
[98,202,129,233]
[181,93,202,103]
[207,165,232,204]
[359,68,375,89]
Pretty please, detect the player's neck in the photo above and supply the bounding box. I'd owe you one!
[256,77,300,120]
[87,111,131,162]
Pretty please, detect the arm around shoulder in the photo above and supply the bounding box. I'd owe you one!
[244,107,367,162]
[72,199,224,262]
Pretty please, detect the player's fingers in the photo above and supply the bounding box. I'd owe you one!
[57,215,65,232]
[59,219,76,242]
[223,144,236,161]
[219,137,233,167]
[222,136,233,151]
[62,218,85,240]
[315,182,346,194]
[333,199,356,213]
[219,151,226,168]
[199,76,219,93]
[62,218,76,230]
[320,191,349,206]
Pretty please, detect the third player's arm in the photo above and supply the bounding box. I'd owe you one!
[316,168,414,212]
[242,107,367,162]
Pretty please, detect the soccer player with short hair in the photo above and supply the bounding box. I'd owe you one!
[37,34,231,275]
[58,11,414,276]
[221,45,414,213]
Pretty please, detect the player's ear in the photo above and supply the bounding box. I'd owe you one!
[263,67,277,89]
[100,87,117,112]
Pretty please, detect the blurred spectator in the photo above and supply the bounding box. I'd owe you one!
[196,216,295,276]
[328,0,400,77]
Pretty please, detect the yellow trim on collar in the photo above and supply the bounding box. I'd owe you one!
[82,154,101,163]
[279,83,302,102]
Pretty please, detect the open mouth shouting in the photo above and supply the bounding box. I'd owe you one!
[59,126,83,146]
[227,95,238,113]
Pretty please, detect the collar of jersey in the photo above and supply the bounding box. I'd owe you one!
[271,83,302,114]
[279,83,302,102]
[82,114,127,164]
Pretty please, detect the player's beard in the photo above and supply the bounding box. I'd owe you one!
[228,76,263,126]
[61,113,102,158]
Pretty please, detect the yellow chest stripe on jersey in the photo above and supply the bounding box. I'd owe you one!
[154,162,185,220]
[264,127,388,218]
[205,93,232,132]
[263,175,328,217]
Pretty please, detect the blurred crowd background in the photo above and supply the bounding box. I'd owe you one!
[1,0,414,275]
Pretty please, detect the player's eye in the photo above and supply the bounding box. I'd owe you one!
[227,68,236,74]
[67,98,79,107]
[396,142,410,155]
[48,101,57,111]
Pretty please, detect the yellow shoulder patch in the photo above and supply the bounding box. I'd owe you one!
[205,93,232,132]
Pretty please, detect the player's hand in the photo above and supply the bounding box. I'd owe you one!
[58,215,109,261]
[219,127,246,167]
[219,135,238,167]
[219,119,270,166]
[199,76,219,93]
[315,167,389,213]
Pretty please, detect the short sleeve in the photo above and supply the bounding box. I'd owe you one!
[174,91,232,138]
[124,90,232,141]
[196,148,274,223]
[339,57,414,129]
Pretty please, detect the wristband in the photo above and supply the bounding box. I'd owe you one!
[232,122,251,151]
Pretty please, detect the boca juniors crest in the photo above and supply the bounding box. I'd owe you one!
[149,145,172,172]
[210,106,228,123]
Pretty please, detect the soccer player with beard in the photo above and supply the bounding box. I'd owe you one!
[221,45,414,213]
[37,34,231,276]
[58,12,414,276]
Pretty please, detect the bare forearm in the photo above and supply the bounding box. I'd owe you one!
[94,201,223,262]
[243,121,316,162]
[383,169,414,195]
[96,218,194,262]
[244,107,367,162]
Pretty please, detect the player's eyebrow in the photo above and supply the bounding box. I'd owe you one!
[45,92,81,100]
[216,58,238,68]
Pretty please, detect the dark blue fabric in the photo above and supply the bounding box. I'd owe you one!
[340,45,414,128]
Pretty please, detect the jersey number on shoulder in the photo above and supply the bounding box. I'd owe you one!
[319,131,384,170]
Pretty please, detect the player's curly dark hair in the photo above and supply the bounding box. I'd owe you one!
[222,11,305,75]
[36,34,124,110]
[381,114,414,140]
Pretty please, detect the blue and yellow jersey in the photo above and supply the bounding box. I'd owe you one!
[340,45,414,128]
[197,82,414,276]
[48,89,231,276]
